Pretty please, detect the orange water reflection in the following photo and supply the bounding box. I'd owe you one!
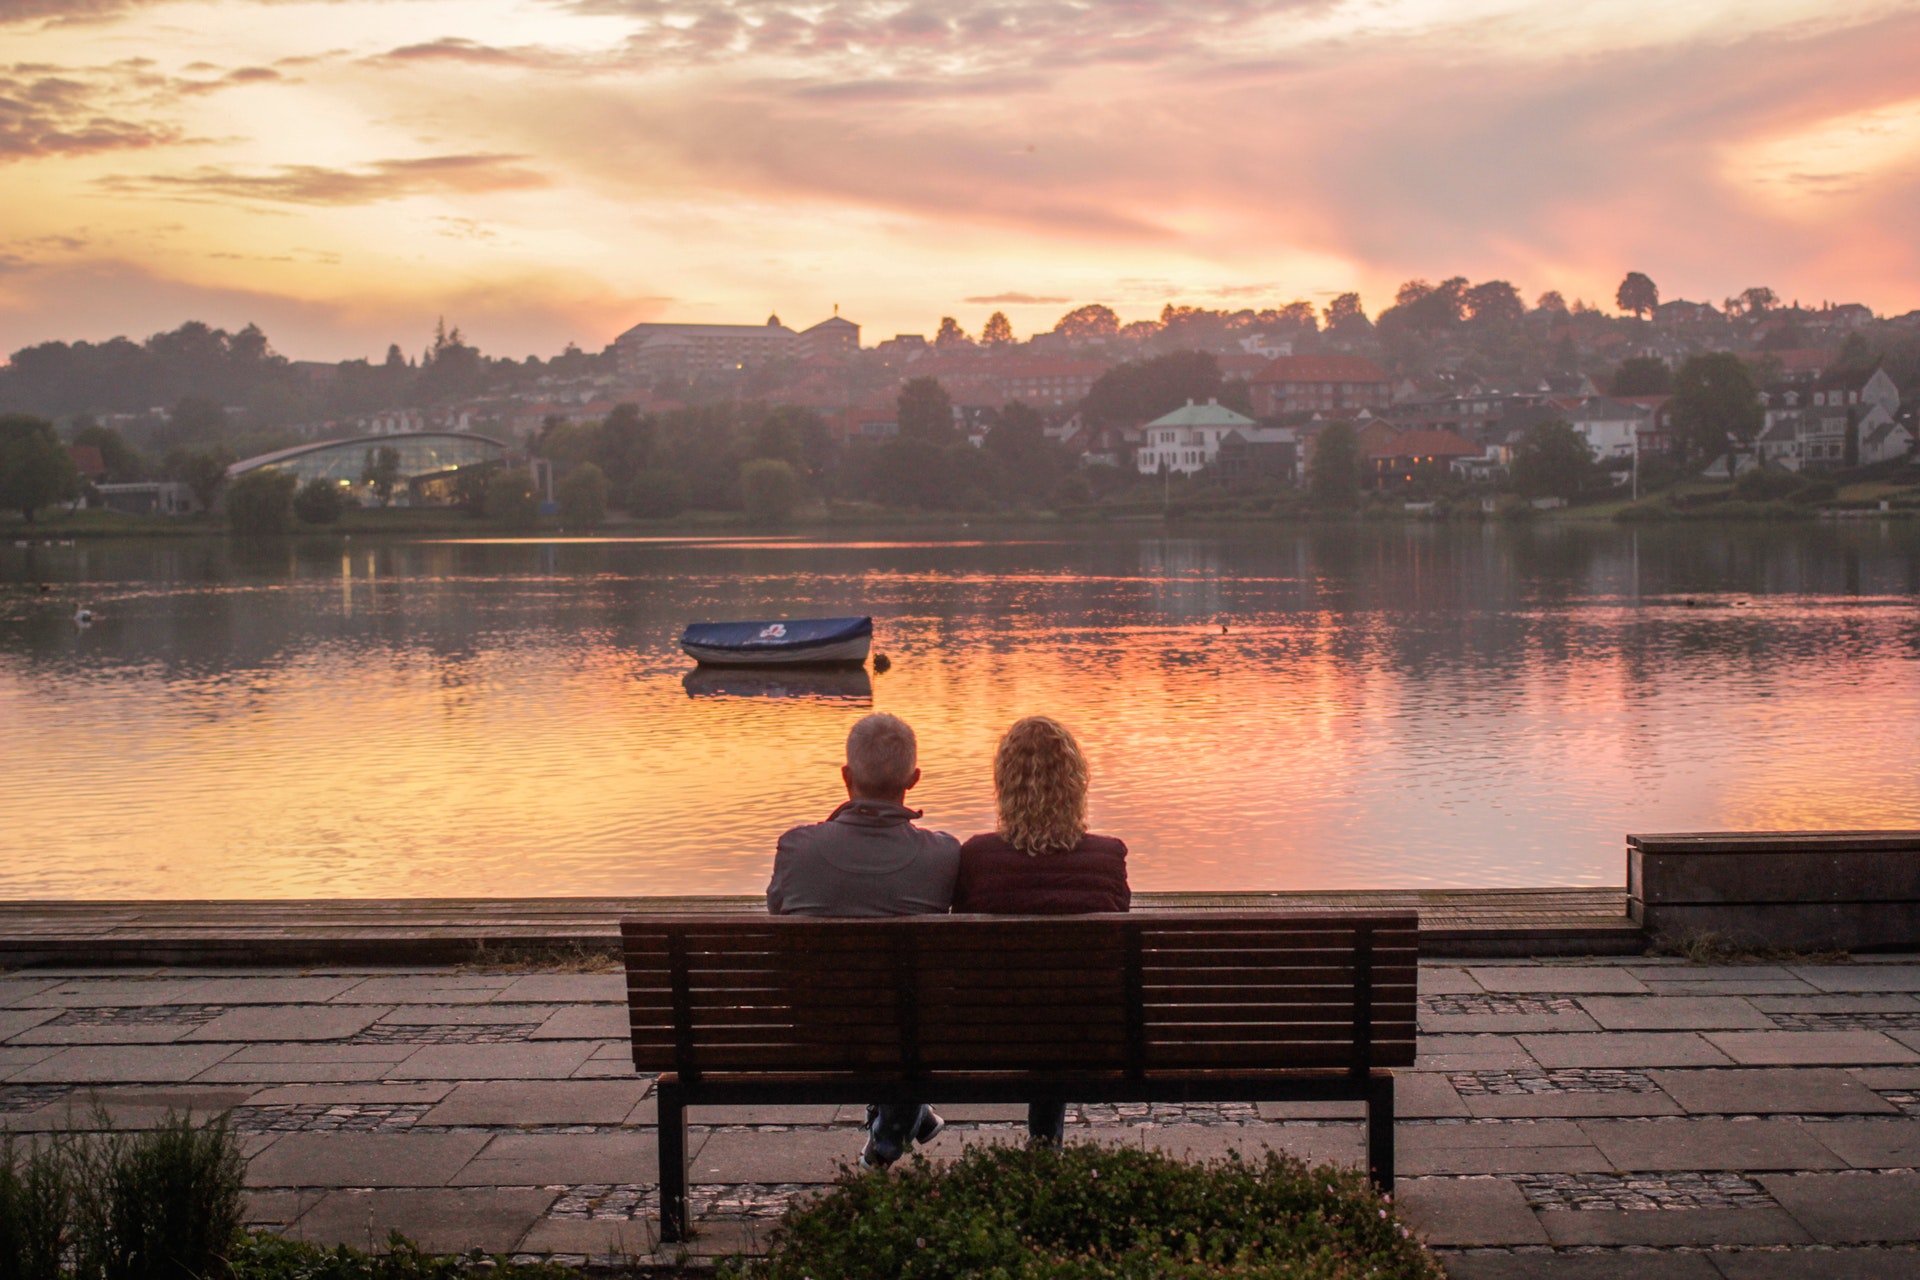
[3,528,1918,899]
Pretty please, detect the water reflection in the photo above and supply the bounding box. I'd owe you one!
[683,666,874,702]
[3,523,1919,900]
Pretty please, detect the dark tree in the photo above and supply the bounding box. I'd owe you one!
[740,458,801,524]
[1323,293,1368,333]
[485,467,540,527]
[1670,353,1763,464]
[361,446,402,506]
[933,317,970,349]
[0,414,81,521]
[980,312,1015,346]
[1054,304,1119,340]
[225,468,297,535]
[157,395,227,450]
[1616,272,1659,320]
[1535,291,1568,314]
[984,401,1066,503]
[1081,351,1226,426]
[1307,422,1361,508]
[1610,356,1672,396]
[1464,281,1525,326]
[293,477,345,525]
[557,462,610,528]
[896,377,955,444]
[1510,420,1595,499]
[596,403,656,491]
[164,445,234,511]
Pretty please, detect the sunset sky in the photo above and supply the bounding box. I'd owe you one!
[4,0,1919,362]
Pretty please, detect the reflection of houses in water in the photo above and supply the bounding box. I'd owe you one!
[1138,540,1228,621]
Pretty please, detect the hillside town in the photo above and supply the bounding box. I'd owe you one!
[4,274,1920,523]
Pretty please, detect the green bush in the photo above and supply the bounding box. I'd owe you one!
[484,468,540,528]
[1,1133,71,1280]
[741,457,802,524]
[71,1111,245,1280]
[731,1141,1442,1280]
[230,1232,575,1279]
[293,479,346,526]
[556,462,609,529]
[1734,467,1807,502]
[622,469,689,518]
[226,470,298,536]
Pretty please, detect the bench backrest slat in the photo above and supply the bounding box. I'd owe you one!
[623,912,1417,1081]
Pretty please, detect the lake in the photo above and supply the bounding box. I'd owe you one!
[3,523,1918,900]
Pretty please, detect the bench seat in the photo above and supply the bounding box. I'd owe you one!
[623,911,1416,1241]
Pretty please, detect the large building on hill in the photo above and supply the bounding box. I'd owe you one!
[1248,356,1391,417]
[615,314,859,378]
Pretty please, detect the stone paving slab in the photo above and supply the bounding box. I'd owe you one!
[185,1005,387,1042]
[421,1079,653,1126]
[1397,1178,1548,1246]
[1650,1069,1898,1115]
[289,1187,557,1253]
[1578,997,1774,1031]
[1759,1173,1920,1243]
[1711,1248,1920,1279]
[449,1132,660,1186]
[1137,1122,1366,1168]
[387,1041,599,1080]
[1468,968,1649,994]
[1577,1118,1849,1172]
[245,1083,455,1105]
[1702,1031,1917,1066]
[247,1131,493,1188]
[1807,1119,1920,1168]
[1520,1033,1736,1069]
[11,1042,239,1083]
[1417,1035,1536,1071]
[1441,1252,1726,1280]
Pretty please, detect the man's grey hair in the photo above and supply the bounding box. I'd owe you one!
[846,713,918,795]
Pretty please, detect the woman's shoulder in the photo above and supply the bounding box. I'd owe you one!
[1077,833,1128,859]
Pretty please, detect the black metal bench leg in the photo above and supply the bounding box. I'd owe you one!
[657,1076,689,1243]
[1366,1074,1396,1195]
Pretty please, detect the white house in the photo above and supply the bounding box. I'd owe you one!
[1136,399,1258,475]
[1564,397,1650,461]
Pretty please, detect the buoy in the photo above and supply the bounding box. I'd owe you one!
[872,653,892,673]
[74,606,95,625]
[1220,623,1229,634]
[37,583,52,593]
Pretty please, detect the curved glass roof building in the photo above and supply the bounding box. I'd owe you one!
[228,432,509,506]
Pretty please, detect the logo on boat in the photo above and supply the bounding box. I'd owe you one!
[758,624,787,639]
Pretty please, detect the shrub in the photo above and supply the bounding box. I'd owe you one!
[293,479,346,526]
[556,462,609,529]
[484,467,540,528]
[731,1141,1442,1280]
[0,1133,70,1280]
[69,1110,245,1280]
[741,457,802,524]
[1734,467,1807,502]
[623,469,689,518]
[226,469,298,536]
[231,1232,576,1279]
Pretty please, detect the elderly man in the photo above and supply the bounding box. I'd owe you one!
[768,712,960,1168]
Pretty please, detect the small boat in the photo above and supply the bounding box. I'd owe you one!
[680,616,873,667]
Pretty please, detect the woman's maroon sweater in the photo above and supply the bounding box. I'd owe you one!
[951,832,1130,914]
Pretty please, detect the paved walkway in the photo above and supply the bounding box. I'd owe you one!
[5,955,1920,1278]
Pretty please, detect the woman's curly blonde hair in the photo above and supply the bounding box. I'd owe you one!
[994,715,1089,855]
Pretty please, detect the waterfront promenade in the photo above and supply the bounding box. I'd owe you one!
[5,948,1920,1277]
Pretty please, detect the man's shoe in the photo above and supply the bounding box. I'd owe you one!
[912,1106,946,1147]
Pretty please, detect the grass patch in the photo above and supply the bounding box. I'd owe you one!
[231,1233,579,1279]
[1656,931,1853,966]
[726,1140,1441,1280]
[457,940,621,973]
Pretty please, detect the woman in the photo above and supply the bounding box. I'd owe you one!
[954,715,1129,1144]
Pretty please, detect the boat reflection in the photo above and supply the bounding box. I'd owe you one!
[681,665,874,703]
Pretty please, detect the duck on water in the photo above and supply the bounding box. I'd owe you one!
[680,616,873,667]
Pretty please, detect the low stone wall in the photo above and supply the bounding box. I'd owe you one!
[1629,830,1920,951]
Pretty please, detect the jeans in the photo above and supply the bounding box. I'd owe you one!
[1029,1101,1066,1143]
[865,1102,925,1163]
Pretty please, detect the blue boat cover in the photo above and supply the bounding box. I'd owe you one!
[681,616,872,652]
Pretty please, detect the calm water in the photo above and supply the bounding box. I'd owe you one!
[4,525,1919,900]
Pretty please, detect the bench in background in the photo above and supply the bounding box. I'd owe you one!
[1630,830,1920,951]
[622,911,1416,1241]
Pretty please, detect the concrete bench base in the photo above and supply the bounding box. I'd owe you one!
[1629,831,1920,952]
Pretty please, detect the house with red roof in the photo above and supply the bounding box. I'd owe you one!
[1249,356,1391,418]
[1365,428,1479,488]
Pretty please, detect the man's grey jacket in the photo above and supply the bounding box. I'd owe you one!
[767,799,961,917]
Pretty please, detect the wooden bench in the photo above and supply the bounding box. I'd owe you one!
[1630,830,1920,951]
[622,910,1416,1241]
